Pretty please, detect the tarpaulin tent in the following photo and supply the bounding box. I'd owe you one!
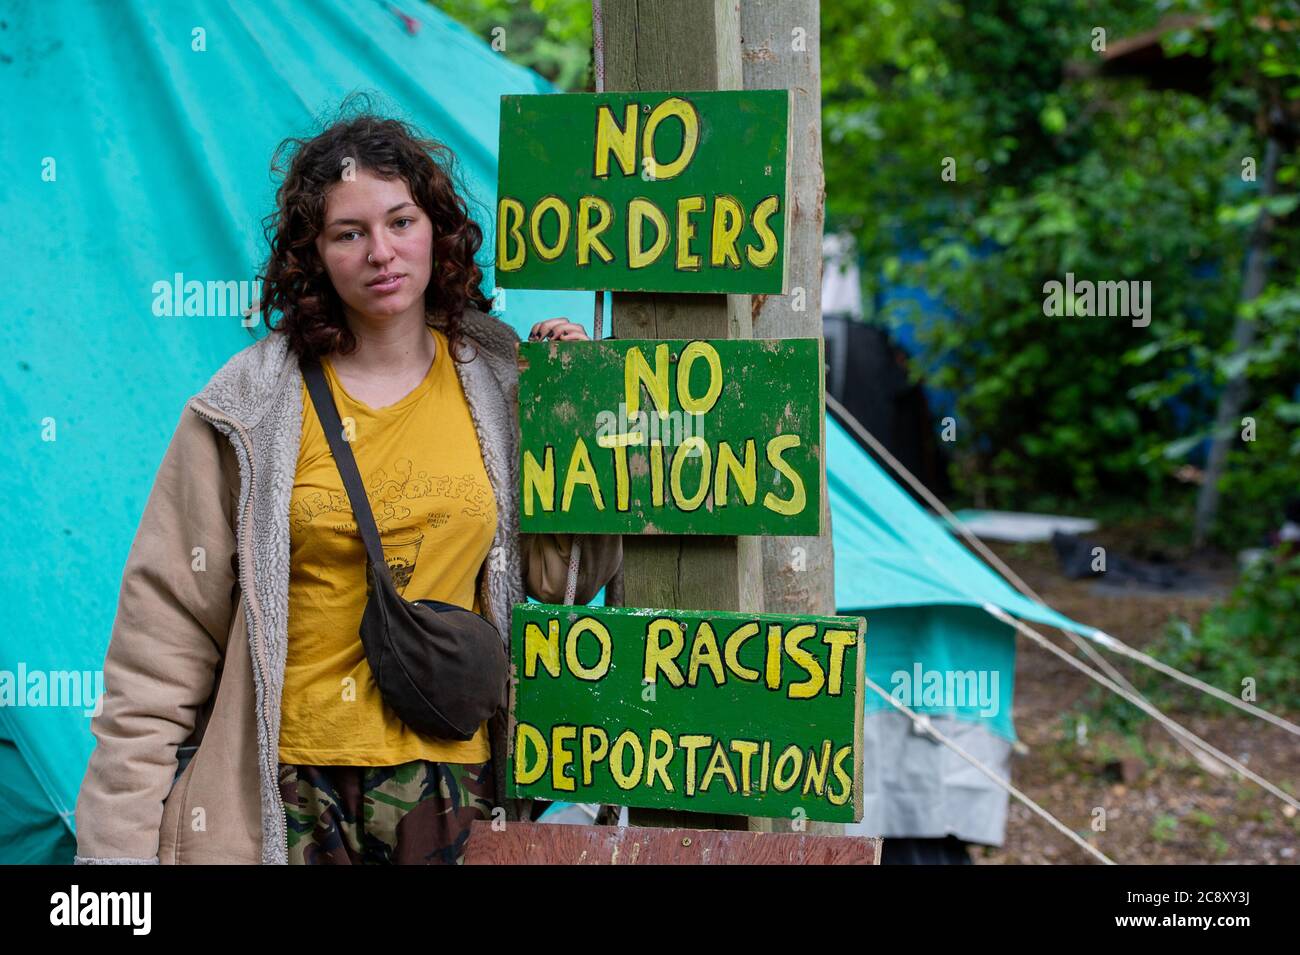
[826,415,1082,844]
[1,0,1086,863]
[0,0,597,864]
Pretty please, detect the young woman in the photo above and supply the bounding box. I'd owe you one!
[73,111,622,865]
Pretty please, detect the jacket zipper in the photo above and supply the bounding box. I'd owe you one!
[188,397,289,861]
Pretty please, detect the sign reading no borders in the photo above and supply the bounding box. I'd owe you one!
[496,90,791,294]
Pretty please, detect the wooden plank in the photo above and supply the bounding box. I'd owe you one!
[518,338,823,535]
[603,0,761,832]
[508,603,865,823]
[496,90,790,294]
[463,821,880,865]
[741,0,834,618]
[740,0,839,838]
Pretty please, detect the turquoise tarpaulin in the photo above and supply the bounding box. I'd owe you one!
[0,0,601,865]
[827,412,1081,741]
[0,0,1085,862]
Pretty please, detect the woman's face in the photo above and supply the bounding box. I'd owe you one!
[315,168,433,324]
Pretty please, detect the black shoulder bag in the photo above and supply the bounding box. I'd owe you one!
[300,355,508,741]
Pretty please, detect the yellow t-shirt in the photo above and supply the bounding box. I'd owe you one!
[278,326,497,765]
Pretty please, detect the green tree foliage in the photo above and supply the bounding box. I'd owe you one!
[1161,0,1300,550]
[823,0,1299,533]
[434,0,593,90]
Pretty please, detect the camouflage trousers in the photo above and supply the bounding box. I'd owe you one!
[277,759,495,865]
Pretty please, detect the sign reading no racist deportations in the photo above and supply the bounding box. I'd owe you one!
[509,604,866,823]
[517,337,823,535]
[496,90,791,294]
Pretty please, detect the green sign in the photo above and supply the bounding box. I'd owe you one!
[518,338,823,535]
[508,604,865,823]
[496,90,790,294]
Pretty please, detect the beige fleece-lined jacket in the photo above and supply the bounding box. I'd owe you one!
[73,307,622,864]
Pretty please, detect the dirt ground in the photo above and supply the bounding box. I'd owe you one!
[970,538,1300,865]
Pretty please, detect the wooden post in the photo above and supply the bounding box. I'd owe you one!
[739,1,839,836]
[741,0,833,615]
[603,0,764,831]
[494,5,871,858]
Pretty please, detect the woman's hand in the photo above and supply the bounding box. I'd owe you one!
[528,318,589,342]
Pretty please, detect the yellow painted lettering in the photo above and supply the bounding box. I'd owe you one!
[645,728,675,791]
[762,434,806,516]
[784,624,825,700]
[580,726,609,786]
[700,741,738,793]
[550,725,577,792]
[678,734,712,797]
[745,194,780,267]
[823,628,858,696]
[670,436,711,511]
[577,196,614,265]
[611,442,632,511]
[676,340,723,414]
[687,620,726,687]
[624,343,670,416]
[772,744,804,793]
[802,740,832,797]
[675,195,704,270]
[827,744,854,806]
[724,621,761,681]
[496,197,525,271]
[765,623,783,690]
[565,617,612,680]
[628,198,669,269]
[730,739,759,794]
[650,439,665,506]
[514,722,547,785]
[594,103,638,178]
[529,196,570,262]
[642,97,699,180]
[597,431,643,512]
[609,730,644,790]
[523,619,560,678]
[714,439,756,506]
[522,446,555,517]
[644,618,686,687]
[710,195,743,267]
[561,437,604,511]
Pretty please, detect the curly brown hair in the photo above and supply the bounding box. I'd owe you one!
[258,101,493,361]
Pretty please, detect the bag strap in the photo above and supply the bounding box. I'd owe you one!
[300,356,387,570]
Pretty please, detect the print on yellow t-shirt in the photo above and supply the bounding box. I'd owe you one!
[279,327,498,766]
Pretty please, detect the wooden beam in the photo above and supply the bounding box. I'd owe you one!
[603,0,763,832]
[739,0,843,838]
[741,1,834,623]
[464,821,880,865]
